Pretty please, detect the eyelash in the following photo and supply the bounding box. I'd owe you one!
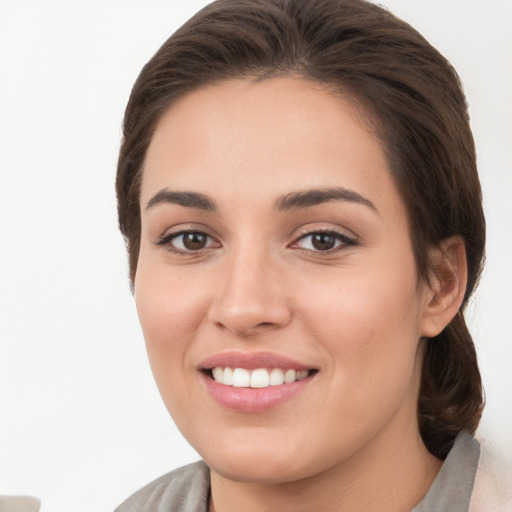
[156,230,219,255]
[156,229,357,255]
[292,230,357,253]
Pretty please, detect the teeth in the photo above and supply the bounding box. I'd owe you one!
[232,368,250,387]
[223,367,233,385]
[284,369,296,383]
[297,370,308,381]
[212,367,223,382]
[250,368,270,388]
[211,367,311,388]
[269,368,284,386]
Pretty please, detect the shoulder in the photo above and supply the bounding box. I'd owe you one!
[115,461,210,512]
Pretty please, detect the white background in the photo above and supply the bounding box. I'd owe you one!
[0,1,511,511]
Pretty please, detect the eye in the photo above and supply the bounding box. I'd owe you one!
[293,231,355,252]
[157,230,219,253]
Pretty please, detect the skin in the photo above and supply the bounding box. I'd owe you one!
[135,77,466,512]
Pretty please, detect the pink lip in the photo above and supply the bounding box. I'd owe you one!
[198,351,317,413]
[199,351,313,371]
[201,373,314,412]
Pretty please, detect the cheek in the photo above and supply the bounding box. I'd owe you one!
[134,264,208,384]
[134,267,212,426]
[298,261,424,394]
[297,277,425,457]
[136,259,204,334]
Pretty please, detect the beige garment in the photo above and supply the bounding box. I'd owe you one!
[0,496,41,512]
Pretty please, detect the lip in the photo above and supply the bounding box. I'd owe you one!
[198,351,318,412]
[199,350,313,371]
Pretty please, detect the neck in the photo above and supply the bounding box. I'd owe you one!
[209,426,442,512]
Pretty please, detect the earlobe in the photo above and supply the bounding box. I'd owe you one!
[421,236,468,338]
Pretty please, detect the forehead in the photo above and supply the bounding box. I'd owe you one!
[141,77,402,219]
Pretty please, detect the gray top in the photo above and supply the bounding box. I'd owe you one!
[411,431,480,512]
[115,431,480,512]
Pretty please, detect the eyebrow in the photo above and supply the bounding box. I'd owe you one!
[274,187,378,213]
[145,190,217,211]
[145,186,377,214]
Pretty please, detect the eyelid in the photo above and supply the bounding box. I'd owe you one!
[155,222,219,243]
[155,226,221,255]
[157,230,214,245]
[289,227,358,252]
[153,224,358,255]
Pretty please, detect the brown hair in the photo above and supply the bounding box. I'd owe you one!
[116,0,485,459]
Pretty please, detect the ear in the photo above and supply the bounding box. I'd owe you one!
[421,236,468,338]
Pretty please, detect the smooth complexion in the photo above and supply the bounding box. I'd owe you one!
[135,78,466,512]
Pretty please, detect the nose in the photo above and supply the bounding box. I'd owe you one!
[207,247,292,337]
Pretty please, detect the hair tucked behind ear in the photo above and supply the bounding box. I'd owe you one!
[419,313,484,458]
[116,0,485,459]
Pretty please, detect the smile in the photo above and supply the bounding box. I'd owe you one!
[199,351,318,412]
[211,367,311,388]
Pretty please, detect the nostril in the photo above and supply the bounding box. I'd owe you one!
[207,291,293,336]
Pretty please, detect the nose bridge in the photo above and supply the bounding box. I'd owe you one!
[208,238,291,335]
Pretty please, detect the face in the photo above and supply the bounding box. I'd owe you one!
[135,78,433,484]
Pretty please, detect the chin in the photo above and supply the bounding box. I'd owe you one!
[191,424,348,485]
[206,450,315,485]
[179,424,301,482]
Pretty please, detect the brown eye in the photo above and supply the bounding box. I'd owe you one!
[311,233,336,251]
[182,232,208,250]
[293,230,356,253]
[157,230,218,253]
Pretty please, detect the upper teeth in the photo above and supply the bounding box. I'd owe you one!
[211,367,309,388]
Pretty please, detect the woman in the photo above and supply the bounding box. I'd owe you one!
[115,0,486,510]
